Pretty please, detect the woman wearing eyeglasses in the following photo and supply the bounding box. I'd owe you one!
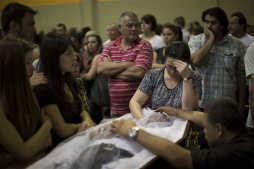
[130,41,202,120]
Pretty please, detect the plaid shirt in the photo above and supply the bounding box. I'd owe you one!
[189,33,246,108]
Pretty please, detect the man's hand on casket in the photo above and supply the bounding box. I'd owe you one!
[155,106,204,127]
[110,120,136,137]
[155,106,179,117]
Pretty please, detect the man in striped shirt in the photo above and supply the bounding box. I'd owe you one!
[97,12,153,117]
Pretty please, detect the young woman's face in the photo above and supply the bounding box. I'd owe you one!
[87,36,98,54]
[25,50,34,77]
[162,28,178,46]
[59,45,76,74]
[140,20,152,33]
[72,56,80,79]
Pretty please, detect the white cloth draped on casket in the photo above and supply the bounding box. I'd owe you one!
[28,108,188,169]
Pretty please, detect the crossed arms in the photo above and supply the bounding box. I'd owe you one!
[97,57,146,82]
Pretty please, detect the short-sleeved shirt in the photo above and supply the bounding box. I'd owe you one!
[189,33,246,108]
[139,34,165,51]
[239,34,254,49]
[138,67,202,109]
[245,42,254,128]
[97,36,153,115]
[191,128,254,169]
[34,83,82,148]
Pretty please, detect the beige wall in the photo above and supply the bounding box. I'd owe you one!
[0,0,253,41]
[33,3,82,33]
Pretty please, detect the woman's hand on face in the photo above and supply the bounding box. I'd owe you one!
[173,60,191,79]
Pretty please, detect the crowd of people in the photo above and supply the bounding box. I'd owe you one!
[0,2,254,168]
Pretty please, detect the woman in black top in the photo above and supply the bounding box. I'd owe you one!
[0,37,52,168]
[34,33,94,149]
[153,23,182,69]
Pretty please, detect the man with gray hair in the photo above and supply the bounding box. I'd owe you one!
[103,23,120,47]
[97,12,153,117]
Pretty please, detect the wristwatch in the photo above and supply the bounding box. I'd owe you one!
[128,126,140,139]
[183,76,192,82]
[183,73,193,82]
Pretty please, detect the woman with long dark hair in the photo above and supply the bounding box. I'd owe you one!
[34,32,94,149]
[0,37,52,168]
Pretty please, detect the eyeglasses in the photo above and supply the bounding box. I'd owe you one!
[165,64,177,71]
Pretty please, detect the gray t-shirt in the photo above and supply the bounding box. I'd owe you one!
[138,67,202,109]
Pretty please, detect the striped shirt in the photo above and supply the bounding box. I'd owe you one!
[189,33,246,108]
[98,36,153,115]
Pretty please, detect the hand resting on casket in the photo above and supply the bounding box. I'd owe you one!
[89,124,118,141]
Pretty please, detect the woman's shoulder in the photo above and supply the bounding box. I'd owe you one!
[33,84,57,107]
[33,84,54,97]
[34,84,51,92]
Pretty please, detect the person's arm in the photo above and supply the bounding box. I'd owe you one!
[249,75,254,124]
[114,41,153,81]
[114,42,153,81]
[0,110,52,163]
[129,90,150,120]
[182,78,199,110]
[173,60,199,110]
[30,73,47,90]
[78,105,95,132]
[153,51,158,63]
[190,26,215,66]
[110,120,193,169]
[97,61,134,77]
[114,66,147,81]
[81,54,100,81]
[96,45,134,76]
[155,106,204,128]
[43,104,80,138]
[236,69,246,115]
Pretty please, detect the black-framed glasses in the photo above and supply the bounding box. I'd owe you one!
[165,64,177,71]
